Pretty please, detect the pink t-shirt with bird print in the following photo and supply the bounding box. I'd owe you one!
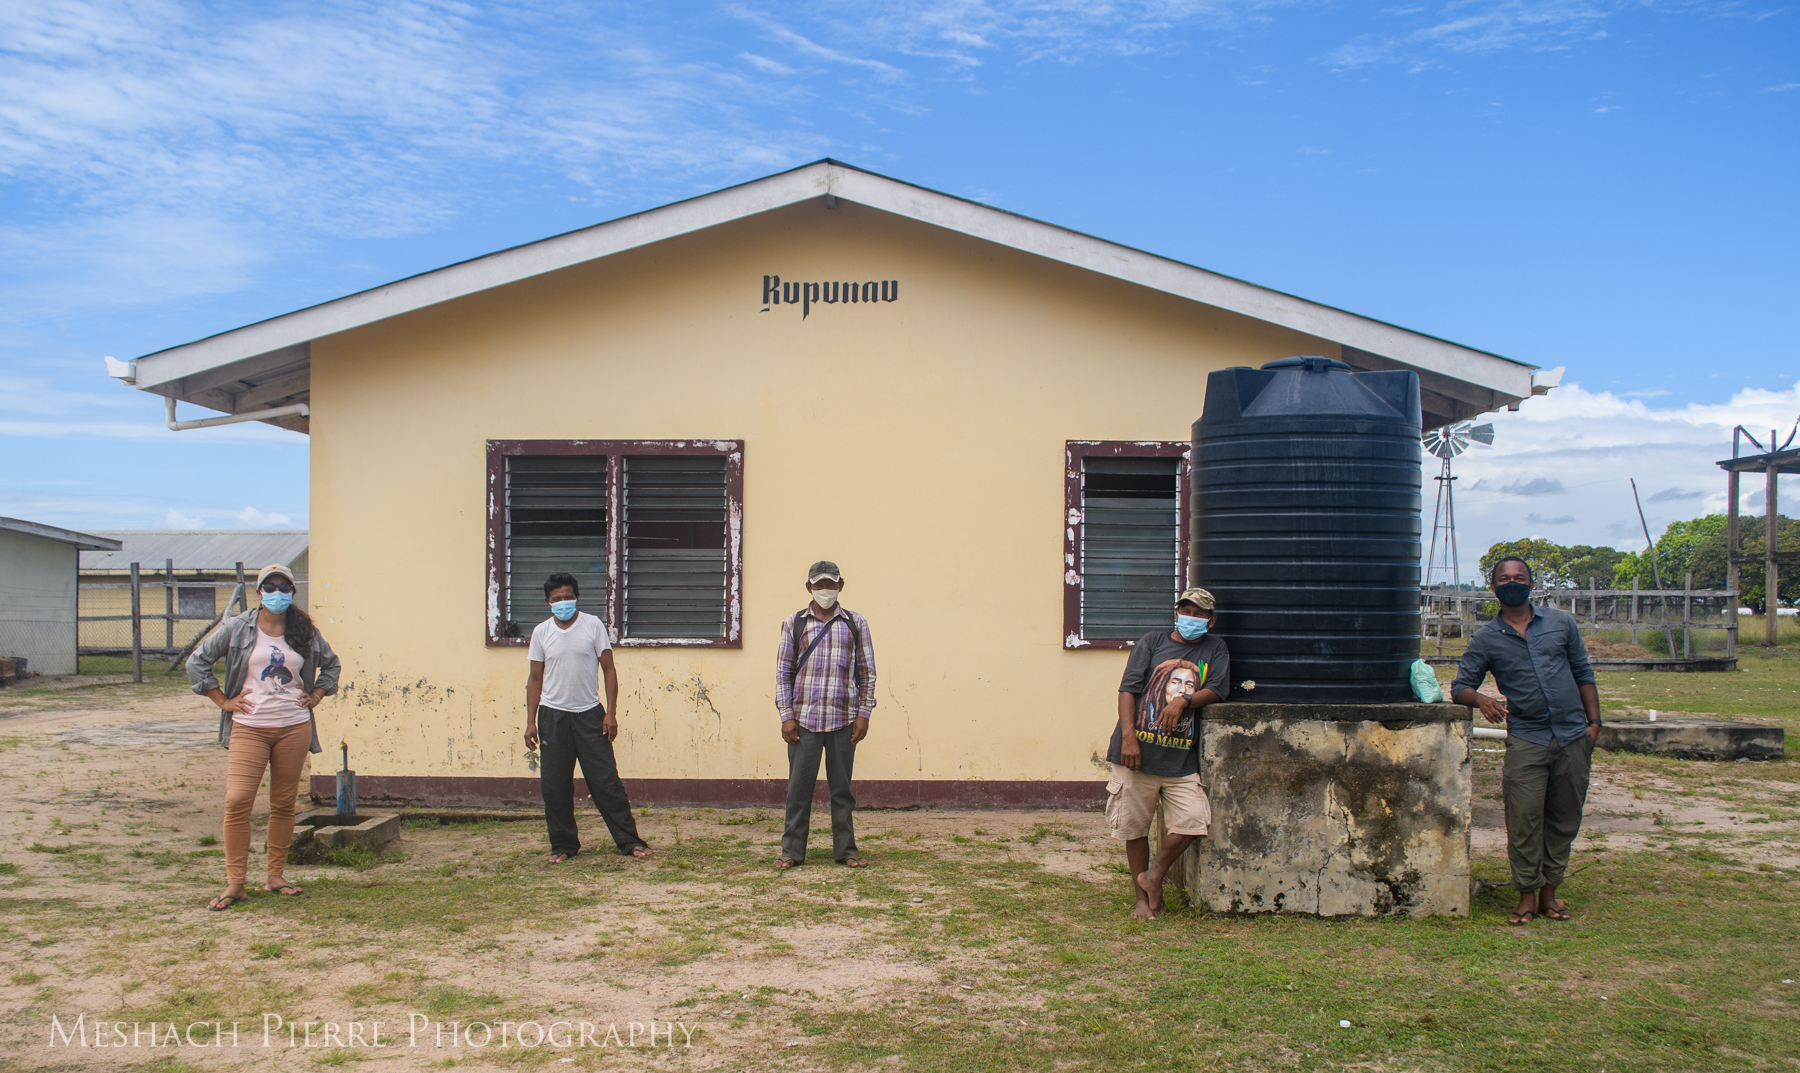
[233,628,312,728]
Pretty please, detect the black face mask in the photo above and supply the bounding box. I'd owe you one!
[1495,582,1532,608]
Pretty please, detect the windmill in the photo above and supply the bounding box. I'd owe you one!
[1422,420,1495,590]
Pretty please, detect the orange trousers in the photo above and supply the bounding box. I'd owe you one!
[222,721,311,888]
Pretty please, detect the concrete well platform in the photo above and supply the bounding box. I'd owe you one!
[294,811,402,852]
[1597,717,1785,761]
[1181,703,1471,919]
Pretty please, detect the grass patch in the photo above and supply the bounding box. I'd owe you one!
[0,862,17,875]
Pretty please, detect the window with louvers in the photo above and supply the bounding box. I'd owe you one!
[505,456,608,637]
[1080,456,1181,641]
[622,455,728,639]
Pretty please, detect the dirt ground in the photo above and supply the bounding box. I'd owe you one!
[3,678,1798,1072]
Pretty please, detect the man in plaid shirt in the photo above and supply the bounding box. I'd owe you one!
[775,560,877,868]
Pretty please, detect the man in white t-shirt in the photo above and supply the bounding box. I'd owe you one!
[523,572,651,863]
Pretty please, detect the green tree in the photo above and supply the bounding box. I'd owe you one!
[1616,513,1798,611]
[1563,545,1625,589]
[1687,515,1800,612]
[1480,538,1571,588]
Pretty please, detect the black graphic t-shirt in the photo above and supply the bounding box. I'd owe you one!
[1105,631,1231,778]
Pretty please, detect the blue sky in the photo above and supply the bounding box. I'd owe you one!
[2,1,1795,576]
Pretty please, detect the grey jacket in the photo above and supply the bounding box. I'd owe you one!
[186,609,341,753]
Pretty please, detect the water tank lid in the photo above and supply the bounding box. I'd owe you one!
[1262,356,1353,372]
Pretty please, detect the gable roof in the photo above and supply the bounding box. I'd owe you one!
[78,530,308,572]
[0,517,122,552]
[120,159,1538,431]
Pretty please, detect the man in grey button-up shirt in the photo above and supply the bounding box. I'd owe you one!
[1453,555,1602,926]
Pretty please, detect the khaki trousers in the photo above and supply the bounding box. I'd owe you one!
[1502,733,1592,892]
[222,720,312,887]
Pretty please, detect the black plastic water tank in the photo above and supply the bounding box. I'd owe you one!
[1191,356,1422,704]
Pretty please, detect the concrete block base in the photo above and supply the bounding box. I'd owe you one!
[1181,703,1472,918]
[294,811,401,852]
[1597,717,1785,761]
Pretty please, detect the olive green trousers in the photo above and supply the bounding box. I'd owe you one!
[1502,733,1593,892]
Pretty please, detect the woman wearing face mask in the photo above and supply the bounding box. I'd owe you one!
[186,564,340,911]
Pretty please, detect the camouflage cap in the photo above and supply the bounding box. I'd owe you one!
[1176,587,1216,611]
[807,560,842,584]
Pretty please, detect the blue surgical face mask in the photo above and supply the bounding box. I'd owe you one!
[550,600,578,622]
[260,590,293,614]
[1175,614,1209,640]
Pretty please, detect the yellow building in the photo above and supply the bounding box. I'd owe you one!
[116,161,1542,807]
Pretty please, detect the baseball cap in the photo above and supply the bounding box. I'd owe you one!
[256,563,297,589]
[806,560,842,584]
[1176,587,1216,611]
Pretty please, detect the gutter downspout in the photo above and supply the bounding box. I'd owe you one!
[165,395,309,431]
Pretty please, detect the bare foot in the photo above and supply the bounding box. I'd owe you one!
[1135,869,1167,917]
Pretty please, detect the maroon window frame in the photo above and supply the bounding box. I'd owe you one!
[1063,440,1192,650]
[486,439,744,648]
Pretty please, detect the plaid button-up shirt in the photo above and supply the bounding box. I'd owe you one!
[775,606,877,732]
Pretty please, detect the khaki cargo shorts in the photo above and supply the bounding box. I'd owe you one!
[1105,763,1211,840]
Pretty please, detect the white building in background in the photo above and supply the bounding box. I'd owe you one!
[0,517,121,677]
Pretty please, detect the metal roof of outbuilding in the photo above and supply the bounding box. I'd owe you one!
[78,530,308,571]
[0,517,123,552]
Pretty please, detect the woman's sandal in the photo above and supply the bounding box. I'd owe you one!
[1539,900,1571,921]
[266,882,304,896]
[1507,910,1535,926]
[207,893,244,912]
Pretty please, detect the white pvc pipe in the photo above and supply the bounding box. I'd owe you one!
[1472,727,1508,740]
[166,395,309,431]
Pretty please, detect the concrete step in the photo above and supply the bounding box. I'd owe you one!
[1597,717,1785,761]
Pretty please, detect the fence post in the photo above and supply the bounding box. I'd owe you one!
[235,562,247,613]
[163,558,175,650]
[1631,576,1639,645]
[129,562,142,683]
[1683,572,1693,658]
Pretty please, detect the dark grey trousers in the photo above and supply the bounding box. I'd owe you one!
[782,725,858,863]
[1502,733,1593,892]
[538,705,646,857]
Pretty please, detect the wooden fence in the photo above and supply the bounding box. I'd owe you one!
[1424,573,1739,659]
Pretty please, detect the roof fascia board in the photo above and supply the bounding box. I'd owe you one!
[0,516,123,551]
[133,167,835,391]
[132,159,1531,403]
[827,167,1533,400]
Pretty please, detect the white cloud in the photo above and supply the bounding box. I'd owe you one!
[1329,1,1623,69]
[1434,378,1800,578]
[0,2,835,320]
[164,507,206,528]
[1763,82,1800,92]
[237,506,293,527]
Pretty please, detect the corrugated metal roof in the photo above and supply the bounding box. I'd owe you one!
[0,516,122,551]
[79,530,308,571]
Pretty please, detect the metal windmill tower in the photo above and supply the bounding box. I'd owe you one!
[1422,420,1495,589]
